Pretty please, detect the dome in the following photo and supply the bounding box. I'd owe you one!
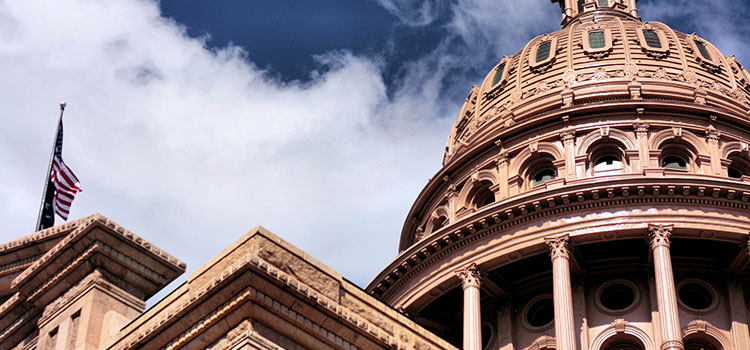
[444,4,750,167]
[368,2,750,350]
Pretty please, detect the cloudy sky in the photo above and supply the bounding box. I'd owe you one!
[1,0,748,304]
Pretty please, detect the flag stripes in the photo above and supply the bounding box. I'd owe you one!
[49,118,81,220]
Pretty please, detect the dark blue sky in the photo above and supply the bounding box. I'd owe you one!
[160,0,750,95]
[160,0,398,80]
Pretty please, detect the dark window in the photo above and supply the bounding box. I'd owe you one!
[679,282,713,310]
[601,283,635,311]
[491,63,506,87]
[536,41,552,63]
[532,169,557,186]
[578,0,585,12]
[598,0,609,6]
[694,40,713,61]
[643,30,662,48]
[526,298,554,327]
[479,193,496,208]
[662,156,687,170]
[729,168,743,179]
[589,31,606,49]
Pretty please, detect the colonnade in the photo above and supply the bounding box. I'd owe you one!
[455,225,685,350]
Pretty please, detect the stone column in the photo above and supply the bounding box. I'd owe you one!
[457,263,483,350]
[497,152,510,199]
[546,235,577,350]
[727,279,750,350]
[648,224,683,350]
[634,118,650,171]
[705,125,722,175]
[560,129,576,179]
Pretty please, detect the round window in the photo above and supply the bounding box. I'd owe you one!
[601,283,635,310]
[526,297,554,328]
[595,280,640,315]
[679,281,714,311]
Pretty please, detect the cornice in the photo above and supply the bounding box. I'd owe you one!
[109,228,456,350]
[372,174,750,301]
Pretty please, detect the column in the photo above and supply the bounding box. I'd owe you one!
[633,118,650,170]
[457,263,483,350]
[648,224,683,350]
[705,125,722,175]
[560,129,576,179]
[497,152,510,199]
[727,279,750,350]
[546,234,577,350]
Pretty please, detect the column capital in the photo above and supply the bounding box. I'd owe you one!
[705,125,721,143]
[648,224,673,249]
[545,234,571,260]
[559,128,576,143]
[633,118,650,135]
[456,263,482,289]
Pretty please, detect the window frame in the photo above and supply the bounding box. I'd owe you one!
[636,26,669,57]
[582,28,614,57]
[486,56,511,90]
[528,36,558,70]
[597,0,609,7]
[688,34,722,70]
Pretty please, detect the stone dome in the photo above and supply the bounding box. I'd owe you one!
[368,2,750,350]
[444,4,750,168]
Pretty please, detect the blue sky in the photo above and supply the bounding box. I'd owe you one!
[0,0,749,306]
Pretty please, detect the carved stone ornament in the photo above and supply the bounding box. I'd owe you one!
[705,125,720,143]
[560,128,576,143]
[456,263,482,289]
[545,234,570,260]
[624,62,639,78]
[648,224,673,249]
[650,67,672,81]
[633,118,649,136]
[661,340,685,350]
[562,69,578,85]
[682,70,699,85]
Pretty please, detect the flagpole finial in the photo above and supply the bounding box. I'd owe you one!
[60,101,66,110]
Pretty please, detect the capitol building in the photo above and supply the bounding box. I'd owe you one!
[2,0,750,349]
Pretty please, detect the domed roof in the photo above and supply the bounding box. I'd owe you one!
[443,2,750,166]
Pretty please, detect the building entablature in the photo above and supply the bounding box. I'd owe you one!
[368,173,750,304]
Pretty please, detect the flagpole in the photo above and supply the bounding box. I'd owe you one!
[35,102,66,231]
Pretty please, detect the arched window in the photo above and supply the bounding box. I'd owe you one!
[601,335,645,350]
[684,334,722,350]
[727,156,750,179]
[662,155,687,171]
[532,168,557,187]
[598,0,609,7]
[594,155,623,174]
[471,181,496,209]
[578,0,586,13]
[589,143,627,176]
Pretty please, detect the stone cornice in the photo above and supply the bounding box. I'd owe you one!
[11,214,184,294]
[371,175,750,301]
[109,227,455,350]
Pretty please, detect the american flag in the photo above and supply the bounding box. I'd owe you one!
[49,118,81,220]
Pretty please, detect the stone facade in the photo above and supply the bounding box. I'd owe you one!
[3,1,750,350]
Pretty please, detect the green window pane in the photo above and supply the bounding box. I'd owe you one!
[578,0,585,12]
[532,169,557,186]
[536,42,552,63]
[643,30,662,48]
[694,40,712,61]
[598,0,608,6]
[491,63,506,86]
[589,31,606,49]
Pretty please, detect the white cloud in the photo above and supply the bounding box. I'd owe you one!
[0,0,453,297]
